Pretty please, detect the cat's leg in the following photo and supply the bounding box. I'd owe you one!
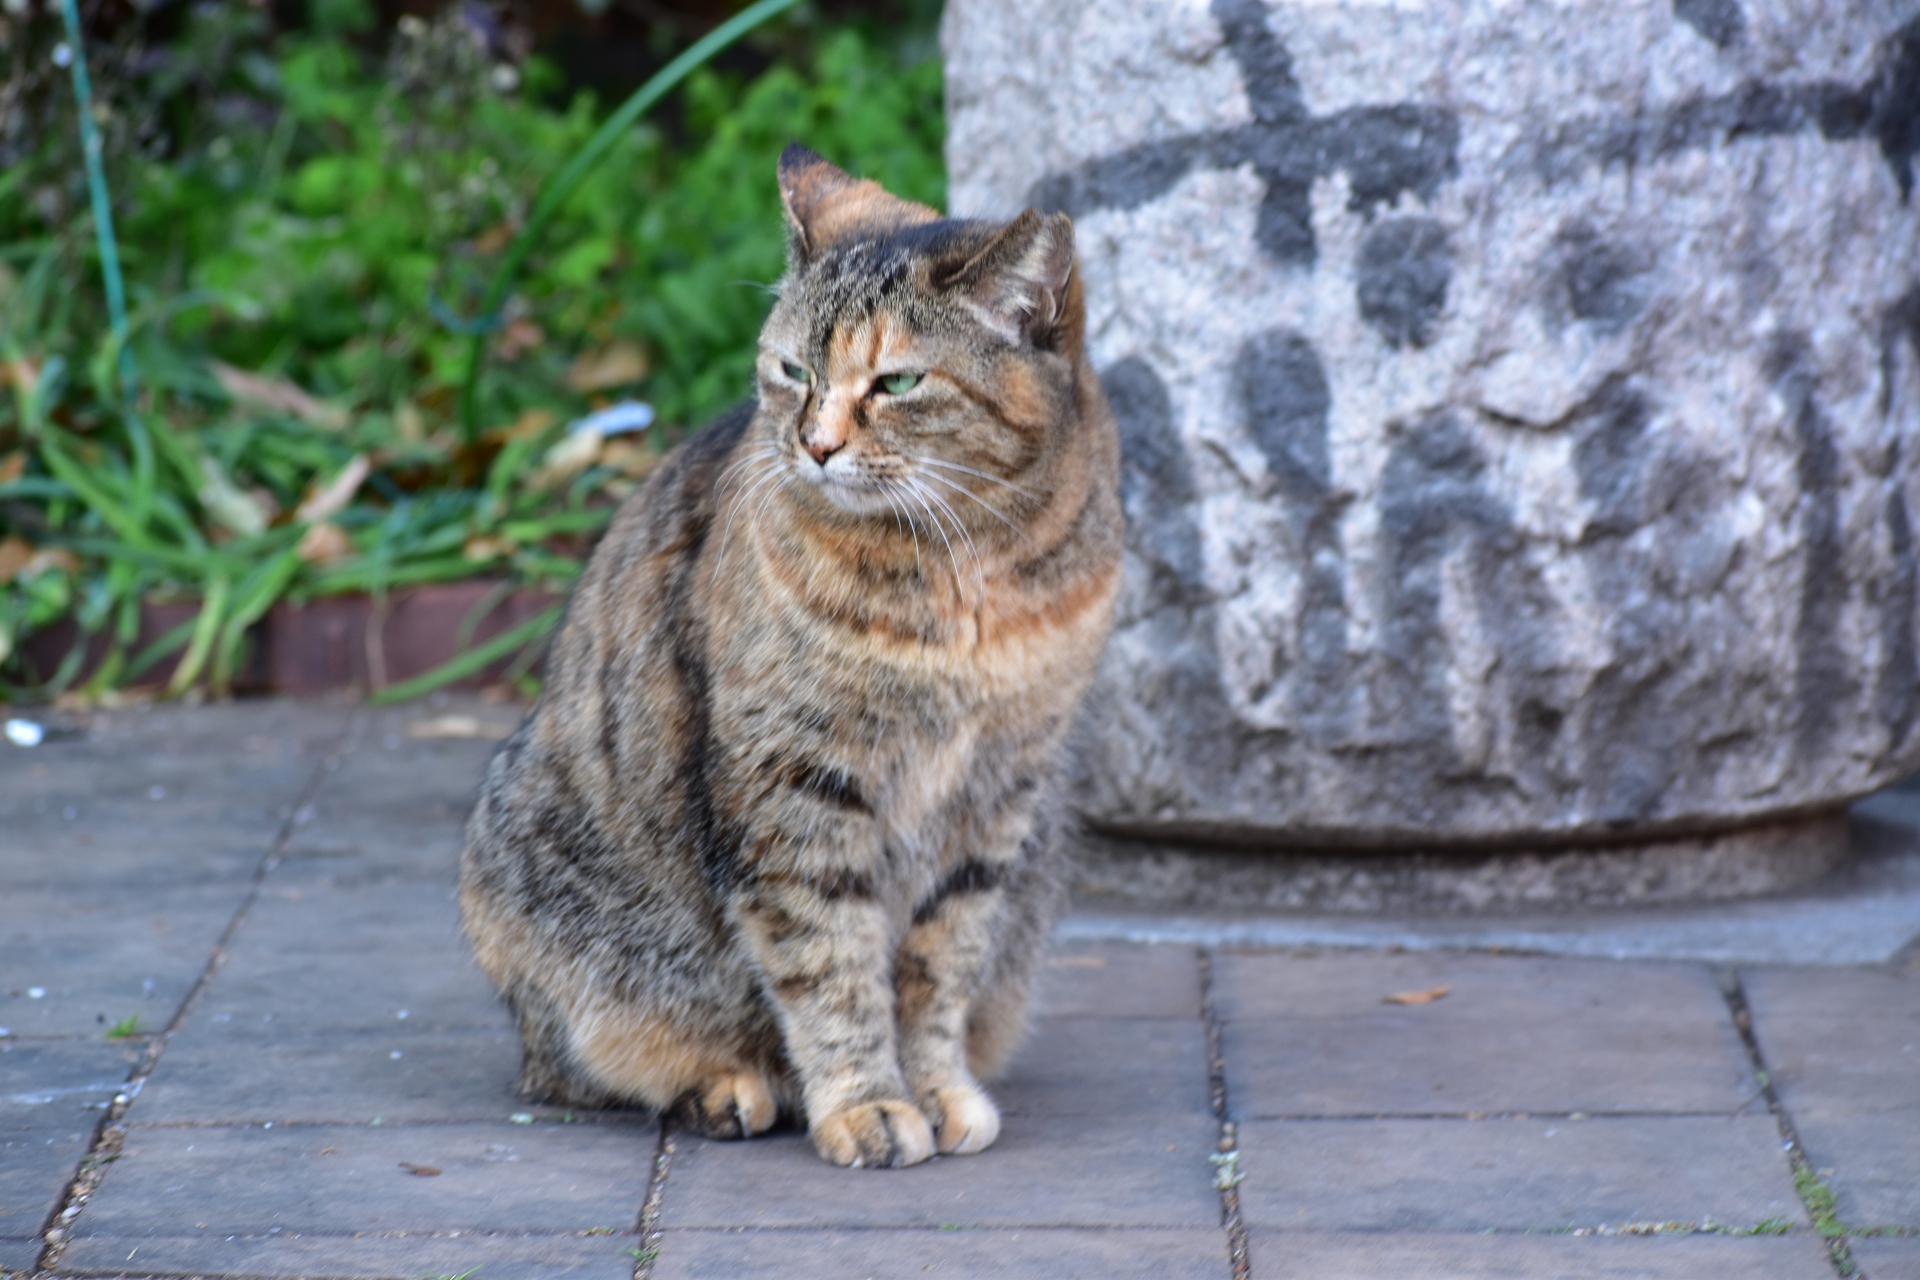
[729,808,935,1168]
[895,798,1067,1155]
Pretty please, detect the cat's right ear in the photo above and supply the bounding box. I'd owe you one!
[941,210,1077,350]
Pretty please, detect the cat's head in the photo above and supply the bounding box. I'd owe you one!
[749,144,1091,534]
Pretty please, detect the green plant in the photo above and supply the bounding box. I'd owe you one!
[104,1013,140,1039]
[0,2,944,701]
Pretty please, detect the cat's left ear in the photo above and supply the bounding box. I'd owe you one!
[943,210,1077,349]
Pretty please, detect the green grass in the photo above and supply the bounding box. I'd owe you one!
[103,1013,141,1039]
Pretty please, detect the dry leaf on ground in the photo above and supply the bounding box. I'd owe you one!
[211,361,349,430]
[296,455,371,524]
[397,1162,441,1177]
[0,536,32,583]
[1383,984,1451,1005]
[566,339,650,392]
[296,522,354,566]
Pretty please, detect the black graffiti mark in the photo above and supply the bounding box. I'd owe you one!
[1766,334,1857,758]
[1375,414,1562,795]
[1028,0,1459,265]
[1104,356,1205,600]
[1232,331,1350,729]
[1546,220,1653,336]
[1356,217,1454,349]
[1675,0,1745,49]
[1030,9,1920,274]
[1879,455,1918,753]
[1884,284,1920,417]
[1523,15,1920,199]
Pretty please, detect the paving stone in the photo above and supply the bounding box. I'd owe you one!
[993,1017,1211,1118]
[1236,1116,1803,1232]
[661,1113,1220,1230]
[0,818,277,893]
[0,1235,41,1272]
[132,1024,526,1125]
[1215,951,1752,1115]
[57,1230,639,1280]
[186,882,503,1035]
[650,1226,1230,1279]
[73,1120,655,1239]
[1743,966,1920,1114]
[1242,1232,1836,1278]
[1032,941,1200,1018]
[1787,1112,1920,1229]
[1,886,250,1038]
[1852,1237,1920,1279]
[0,1040,137,1246]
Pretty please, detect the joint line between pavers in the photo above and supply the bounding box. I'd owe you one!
[631,1122,675,1279]
[1197,948,1252,1280]
[32,710,356,1276]
[1236,1108,1759,1123]
[1716,967,1862,1280]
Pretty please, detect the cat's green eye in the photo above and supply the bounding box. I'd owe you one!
[878,372,923,396]
[780,360,811,384]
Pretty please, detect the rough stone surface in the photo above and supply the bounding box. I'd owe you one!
[943,0,1920,849]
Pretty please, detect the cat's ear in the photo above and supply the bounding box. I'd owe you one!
[942,210,1077,349]
[778,142,938,264]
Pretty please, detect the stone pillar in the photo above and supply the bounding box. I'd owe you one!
[944,0,1920,896]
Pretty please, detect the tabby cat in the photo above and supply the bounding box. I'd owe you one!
[460,145,1123,1169]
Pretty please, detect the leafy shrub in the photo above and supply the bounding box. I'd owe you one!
[0,2,943,697]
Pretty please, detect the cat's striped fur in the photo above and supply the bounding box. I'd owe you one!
[460,145,1123,1168]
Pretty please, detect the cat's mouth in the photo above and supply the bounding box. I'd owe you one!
[795,453,898,517]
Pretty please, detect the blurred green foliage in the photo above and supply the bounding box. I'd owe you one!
[0,0,943,698]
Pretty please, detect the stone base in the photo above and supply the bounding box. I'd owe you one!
[1070,814,1851,916]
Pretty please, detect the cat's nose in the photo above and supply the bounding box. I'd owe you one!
[800,420,846,465]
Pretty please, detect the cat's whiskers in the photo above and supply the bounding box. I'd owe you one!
[897,477,967,598]
[716,450,788,561]
[875,478,924,579]
[913,455,1040,506]
[915,469,1037,550]
[907,476,985,598]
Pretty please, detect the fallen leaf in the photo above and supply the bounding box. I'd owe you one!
[22,548,78,578]
[1383,984,1451,1006]
[406,715,513,741]
[211,361,349,430]
[493,317,546,362]
[296,454,371,524]
[566,339,650,392]
[398,1161,441,1177]
[462,535,516,562]
[0,452,23,483]
[472,219,517,255]
[601,439,661,479]
[0,536,31,583]
[528,428,603,491]
[296,521,354,566]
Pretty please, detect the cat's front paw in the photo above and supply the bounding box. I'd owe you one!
[810,1098,935,1168]
[672,1071,779,1140]
[919,1082,1001,1156]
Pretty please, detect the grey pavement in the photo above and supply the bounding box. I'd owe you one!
[2,698,1916,1280]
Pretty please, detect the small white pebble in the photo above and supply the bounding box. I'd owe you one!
[0,1028,10,1037]
[509,1113,534,1125]
[396,1010,409,1019]
[4,718,44,747]
[27,988,46,999]
[390,1050,403,1059]
[263,1122,272,1129]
